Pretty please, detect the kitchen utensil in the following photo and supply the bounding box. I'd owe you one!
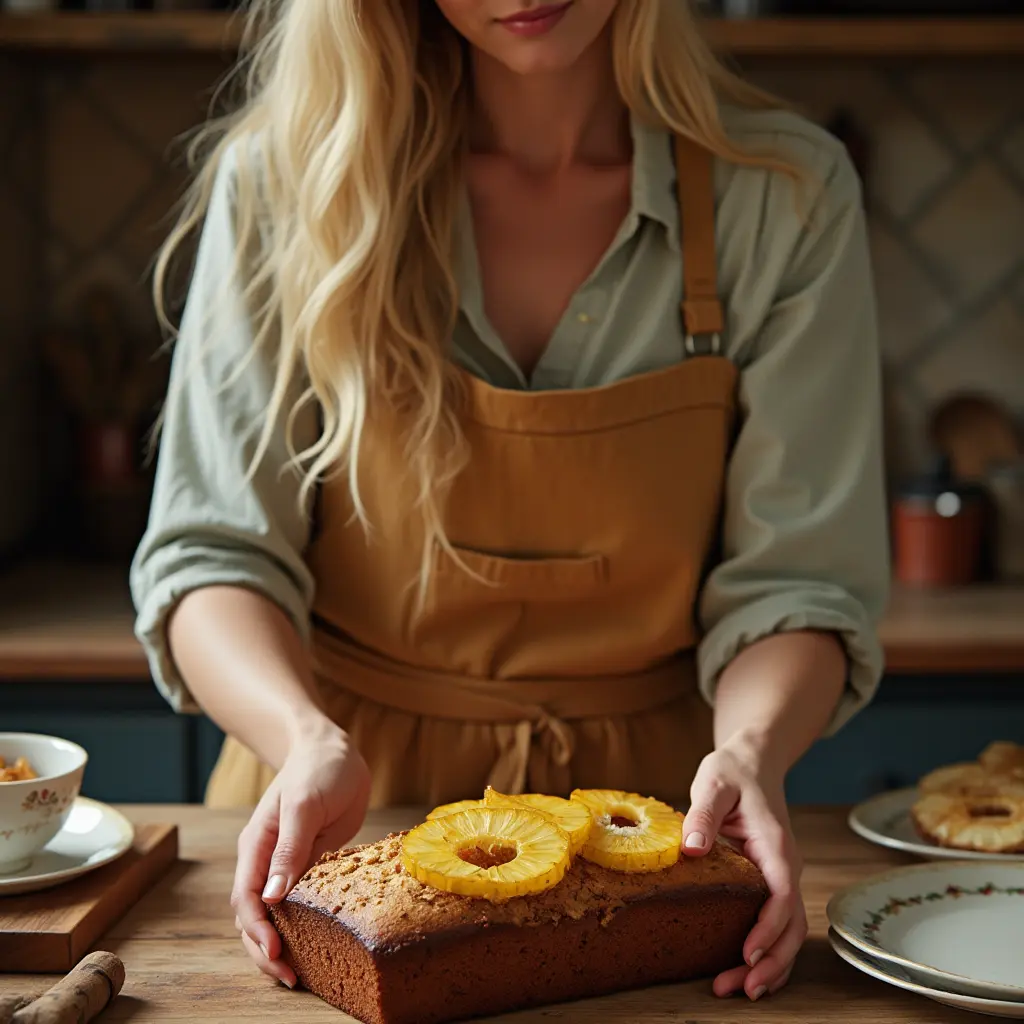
[6,951,125,1024]
[0,735,88,875]
[929,393,1022,482]
[0,818,176,972]
[827,860,1024,1001]
[891,455,988,586]
[829,928,1024,1020]
[848,787,1024,863]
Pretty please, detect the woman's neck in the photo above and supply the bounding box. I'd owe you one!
[467,34,630,175]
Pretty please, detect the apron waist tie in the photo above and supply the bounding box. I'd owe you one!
[312,625,697,795]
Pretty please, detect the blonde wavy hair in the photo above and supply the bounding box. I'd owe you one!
[155,0,795,598]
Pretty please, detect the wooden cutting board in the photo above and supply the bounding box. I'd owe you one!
[0,822,178,973]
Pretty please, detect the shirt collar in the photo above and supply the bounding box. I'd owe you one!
[630,113,681,253]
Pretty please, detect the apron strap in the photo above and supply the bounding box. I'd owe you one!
[674,135,724,354]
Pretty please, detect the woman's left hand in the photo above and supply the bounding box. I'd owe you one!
[681,736,807,1001]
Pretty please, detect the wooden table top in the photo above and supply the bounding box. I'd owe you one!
[0,804,994,1023]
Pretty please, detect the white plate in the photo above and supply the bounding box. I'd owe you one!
[829,927,1024,1019]
[827,860,1024,1002]
[0,797,134,897]
[848,788,1024,862]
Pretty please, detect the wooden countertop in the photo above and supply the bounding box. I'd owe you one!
[0,804,992,1022]
[0,560,1022,680]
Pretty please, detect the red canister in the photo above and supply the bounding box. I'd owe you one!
[892,457,987,587]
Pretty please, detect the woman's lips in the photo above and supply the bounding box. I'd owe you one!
[497,2,573,37]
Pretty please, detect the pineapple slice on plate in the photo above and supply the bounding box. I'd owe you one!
[402,805,570,900]
[482,786,593,857]
[425,798,485,820]
[570,789,682,873]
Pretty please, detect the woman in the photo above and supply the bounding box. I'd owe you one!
[131,0,889,1004]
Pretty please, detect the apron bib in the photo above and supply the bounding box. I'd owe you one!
[205,136,738,809]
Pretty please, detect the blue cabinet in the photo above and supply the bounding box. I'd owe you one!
[1,683,201,803]
[786,676,1024,803]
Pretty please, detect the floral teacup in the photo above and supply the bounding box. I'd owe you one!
[0,733,87,874]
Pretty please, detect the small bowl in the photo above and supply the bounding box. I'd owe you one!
[0,733,88,874]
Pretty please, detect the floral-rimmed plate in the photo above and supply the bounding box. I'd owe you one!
[848,788,1024,862]
[827,860,1024,1002]
[829,927,1024,1019]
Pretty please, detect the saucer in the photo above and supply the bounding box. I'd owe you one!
[0,797,135,897]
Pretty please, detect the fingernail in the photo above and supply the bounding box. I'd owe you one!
[263,874,287,901]
[259,943,269,959]
[748,948,763,968]
[280,978,295,990]
[684,832,706,849]
[752,985,767,1002]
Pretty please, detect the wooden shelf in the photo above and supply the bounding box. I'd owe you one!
[1,13,1024,56]
[0,561,146,680]
[879,584,1024,675]
[0,11,241,54]
[0,561,1022,681]
[705,16,1024,55]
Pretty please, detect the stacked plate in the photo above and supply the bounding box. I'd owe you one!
[827,859,1024,1018]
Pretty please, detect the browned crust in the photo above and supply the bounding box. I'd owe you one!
[273,882,764,1024]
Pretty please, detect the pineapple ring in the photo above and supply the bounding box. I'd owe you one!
[570,789,682,873]
[978,741,1024,776]
[425,798,485,820]
[918,763,1024,798]
[482,787,593,857]
[911,792,1024,854]
[402,806,570,900]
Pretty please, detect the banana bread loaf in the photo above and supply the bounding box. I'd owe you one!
[269,830,768,1024]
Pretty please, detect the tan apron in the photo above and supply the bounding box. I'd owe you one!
[205,135,739,810]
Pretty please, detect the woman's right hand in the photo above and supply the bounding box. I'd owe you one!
[230,722,372,988]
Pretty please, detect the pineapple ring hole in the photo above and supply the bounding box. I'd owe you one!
[610,814,639,828]
[601,806,643,832]
[456,838,518,870]
[968,804,1012,818]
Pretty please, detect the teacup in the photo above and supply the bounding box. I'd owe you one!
[0,733,88,874]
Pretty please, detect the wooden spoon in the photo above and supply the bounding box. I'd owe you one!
[929,393,1022,481]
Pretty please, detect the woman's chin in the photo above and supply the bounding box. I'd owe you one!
[486,43,590,78]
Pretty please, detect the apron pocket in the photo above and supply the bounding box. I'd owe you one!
[434,542,609,600]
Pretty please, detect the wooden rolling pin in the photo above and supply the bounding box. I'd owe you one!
[5,953,124,1024]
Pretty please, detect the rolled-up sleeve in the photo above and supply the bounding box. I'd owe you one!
[130,149,317,714]
[697,148,890,736]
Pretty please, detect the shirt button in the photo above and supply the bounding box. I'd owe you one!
[577,312,593,324]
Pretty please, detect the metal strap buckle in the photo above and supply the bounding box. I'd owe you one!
[684,332,721,356]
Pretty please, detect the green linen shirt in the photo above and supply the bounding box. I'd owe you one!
[130,103,890,736]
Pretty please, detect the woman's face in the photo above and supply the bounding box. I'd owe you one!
[434,1,619,76]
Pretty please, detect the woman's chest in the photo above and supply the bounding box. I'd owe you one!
[467,164,632,377]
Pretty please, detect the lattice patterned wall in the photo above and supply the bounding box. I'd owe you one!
[745,56,1024,482]
[0,54,1022,492]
